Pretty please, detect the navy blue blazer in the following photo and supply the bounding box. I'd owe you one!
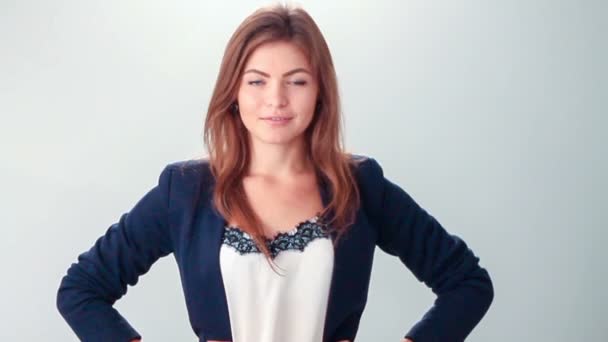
[57,155,494,342]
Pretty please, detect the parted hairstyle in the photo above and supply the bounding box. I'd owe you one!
[203,3,362,265]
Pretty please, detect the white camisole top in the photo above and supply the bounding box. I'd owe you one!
[219,214,334,342]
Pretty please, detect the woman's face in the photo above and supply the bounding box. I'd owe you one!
[236,40,319,146]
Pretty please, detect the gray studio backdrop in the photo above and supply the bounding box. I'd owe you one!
[1,0,605,341]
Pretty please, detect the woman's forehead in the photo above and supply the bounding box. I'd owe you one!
[244,41,312,74]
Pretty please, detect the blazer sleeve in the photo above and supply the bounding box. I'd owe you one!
[56,164,175,342]
[363,158,494,342]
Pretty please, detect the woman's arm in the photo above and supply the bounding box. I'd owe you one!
[56,165,175,342]
[361,158,494,341]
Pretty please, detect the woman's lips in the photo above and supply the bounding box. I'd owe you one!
[261,116,293,126]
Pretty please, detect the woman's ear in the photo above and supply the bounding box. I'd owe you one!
[315,100,322,113]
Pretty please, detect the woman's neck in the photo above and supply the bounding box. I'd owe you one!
[246,138,313,180]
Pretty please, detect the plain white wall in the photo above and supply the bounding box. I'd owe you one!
[1,0,606,340]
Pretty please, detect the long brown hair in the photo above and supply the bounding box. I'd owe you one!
[203,4,362,265]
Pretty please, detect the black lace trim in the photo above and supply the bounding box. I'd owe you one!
[222,215,330,259]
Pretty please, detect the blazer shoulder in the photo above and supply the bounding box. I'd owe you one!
[347,153,384,181]
[347,154,388,219]
[162,157,213,189]
[166,157,210,174]
[166,157,208,169]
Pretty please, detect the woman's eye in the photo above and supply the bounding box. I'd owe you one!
[247,79,307,86]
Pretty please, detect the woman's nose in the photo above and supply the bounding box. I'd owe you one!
[265,81,288,108]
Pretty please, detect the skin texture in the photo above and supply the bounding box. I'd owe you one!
[237,40,318,152]
[226,40,325,242]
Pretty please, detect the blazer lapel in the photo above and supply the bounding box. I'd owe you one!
[187,169,232,341]
[197,207,232,340]
[321,179,377,341]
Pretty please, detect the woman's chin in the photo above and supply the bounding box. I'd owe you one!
[253,133,303,146]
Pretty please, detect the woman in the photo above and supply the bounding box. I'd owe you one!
[57,4,493,342]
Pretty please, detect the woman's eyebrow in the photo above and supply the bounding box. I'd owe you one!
[243,68,312,77]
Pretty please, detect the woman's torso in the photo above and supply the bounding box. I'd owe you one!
[212,171,335,342]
